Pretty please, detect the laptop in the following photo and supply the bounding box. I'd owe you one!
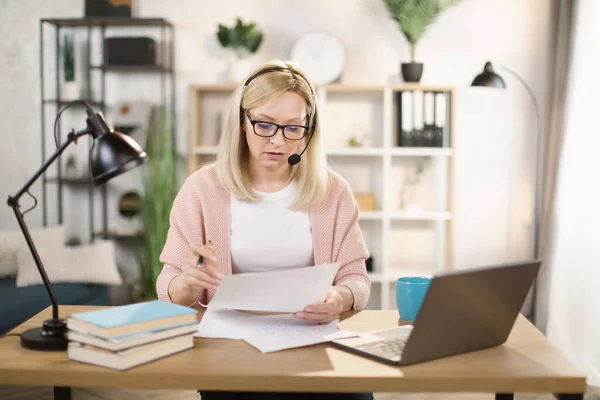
[331,260,541,366]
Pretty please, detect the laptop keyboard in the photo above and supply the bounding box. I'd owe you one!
[354,335,409,362]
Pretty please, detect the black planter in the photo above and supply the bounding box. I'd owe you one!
[365,256,373,272]
[401,63,423,83]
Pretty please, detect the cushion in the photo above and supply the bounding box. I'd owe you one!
[0,225,66,277]
[0,278,110,335]
[16,239,122,287]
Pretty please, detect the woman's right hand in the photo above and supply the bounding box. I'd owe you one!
[180,242,224,292]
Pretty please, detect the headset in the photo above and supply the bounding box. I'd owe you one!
[241,66,316,166]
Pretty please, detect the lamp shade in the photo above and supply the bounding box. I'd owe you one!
[471,61,506,88]
[91,130,148,186]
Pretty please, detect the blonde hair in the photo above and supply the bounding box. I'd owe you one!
[216,59,328,211]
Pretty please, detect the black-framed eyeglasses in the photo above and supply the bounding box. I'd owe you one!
[246,114,309,141]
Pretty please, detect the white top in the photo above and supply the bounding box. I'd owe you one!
[230,180,313,274]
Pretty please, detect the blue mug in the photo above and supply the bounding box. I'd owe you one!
[396,277,431,321]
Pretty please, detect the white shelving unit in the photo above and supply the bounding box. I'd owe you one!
[188,83,455,310]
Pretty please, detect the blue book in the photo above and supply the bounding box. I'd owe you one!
[67,300,198,338]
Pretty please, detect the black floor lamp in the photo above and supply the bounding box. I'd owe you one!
[471,61,544,323]
[7,102,147,351]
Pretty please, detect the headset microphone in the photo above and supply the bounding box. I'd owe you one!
[288,128,314,166]
[288,154,301,166]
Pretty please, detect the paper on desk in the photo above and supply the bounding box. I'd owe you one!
[194,308,252,339]
[240,313,340,353]
[208,263,341,313]
[196,308,357,353]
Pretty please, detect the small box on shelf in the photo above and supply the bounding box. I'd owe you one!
[354,193,377,211]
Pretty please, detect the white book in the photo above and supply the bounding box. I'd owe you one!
[68,333,194,371]
[424,92,435,125]
[401,91,413,133]
[412,90,424,130]
[435,93,447,128]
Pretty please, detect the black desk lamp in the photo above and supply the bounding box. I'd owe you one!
[6,102,147,350]
[471,61,544,322]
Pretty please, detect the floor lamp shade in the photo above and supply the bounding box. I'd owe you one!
[471,62,506,89]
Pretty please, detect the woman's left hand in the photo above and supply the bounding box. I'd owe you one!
[294,287,345,324]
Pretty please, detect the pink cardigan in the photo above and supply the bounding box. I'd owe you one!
[156,164,371,309]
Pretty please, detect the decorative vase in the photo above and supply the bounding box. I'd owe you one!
[401,63,423,83]
[61,81,80,101]
[228,53,254,83]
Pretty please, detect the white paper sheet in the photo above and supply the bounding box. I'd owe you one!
[207,263,341,313]
[195,308,357,353]
[240,313,340,353]
[194,308,253,339]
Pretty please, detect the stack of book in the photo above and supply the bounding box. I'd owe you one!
[66,300,198,370]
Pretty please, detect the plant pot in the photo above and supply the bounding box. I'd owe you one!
[401,63,423,83]
[228,54,254,83]
[61,81,80,101]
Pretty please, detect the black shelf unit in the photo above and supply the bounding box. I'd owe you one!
[90,65,173,72]
[40,17,175,242]
[45,177,94,185]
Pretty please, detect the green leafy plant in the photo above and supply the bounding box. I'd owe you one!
[382,0,462,62]
[63,34,75,82]
[137,106,178,300]
[65,235,81,247]
[216,17,263,58]
[66,154,76,167]
[347,137,361,147]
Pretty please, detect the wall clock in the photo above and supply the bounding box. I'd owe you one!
[290,32,346,85]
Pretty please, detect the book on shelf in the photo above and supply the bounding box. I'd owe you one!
[66,300,198,338]
[67,321,197,351]
[396,90,449,148]
[68,333,194,371]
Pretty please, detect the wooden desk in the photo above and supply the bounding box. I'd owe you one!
[0,306,586,400]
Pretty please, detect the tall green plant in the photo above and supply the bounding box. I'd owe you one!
[383,0,462,62]
[216,17,263,58]
[63,34,75,82]
[138,107,178,300]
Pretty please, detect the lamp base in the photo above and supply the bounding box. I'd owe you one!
[20,318,68,351]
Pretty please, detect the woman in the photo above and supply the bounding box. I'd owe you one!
[156,60,372,400]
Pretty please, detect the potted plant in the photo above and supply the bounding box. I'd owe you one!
[65,154,77,178]
[136,106,179,301]
[216,17,263,82]
[382,0,462,82]
[61,33,79,100]
[65,235,82,247]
